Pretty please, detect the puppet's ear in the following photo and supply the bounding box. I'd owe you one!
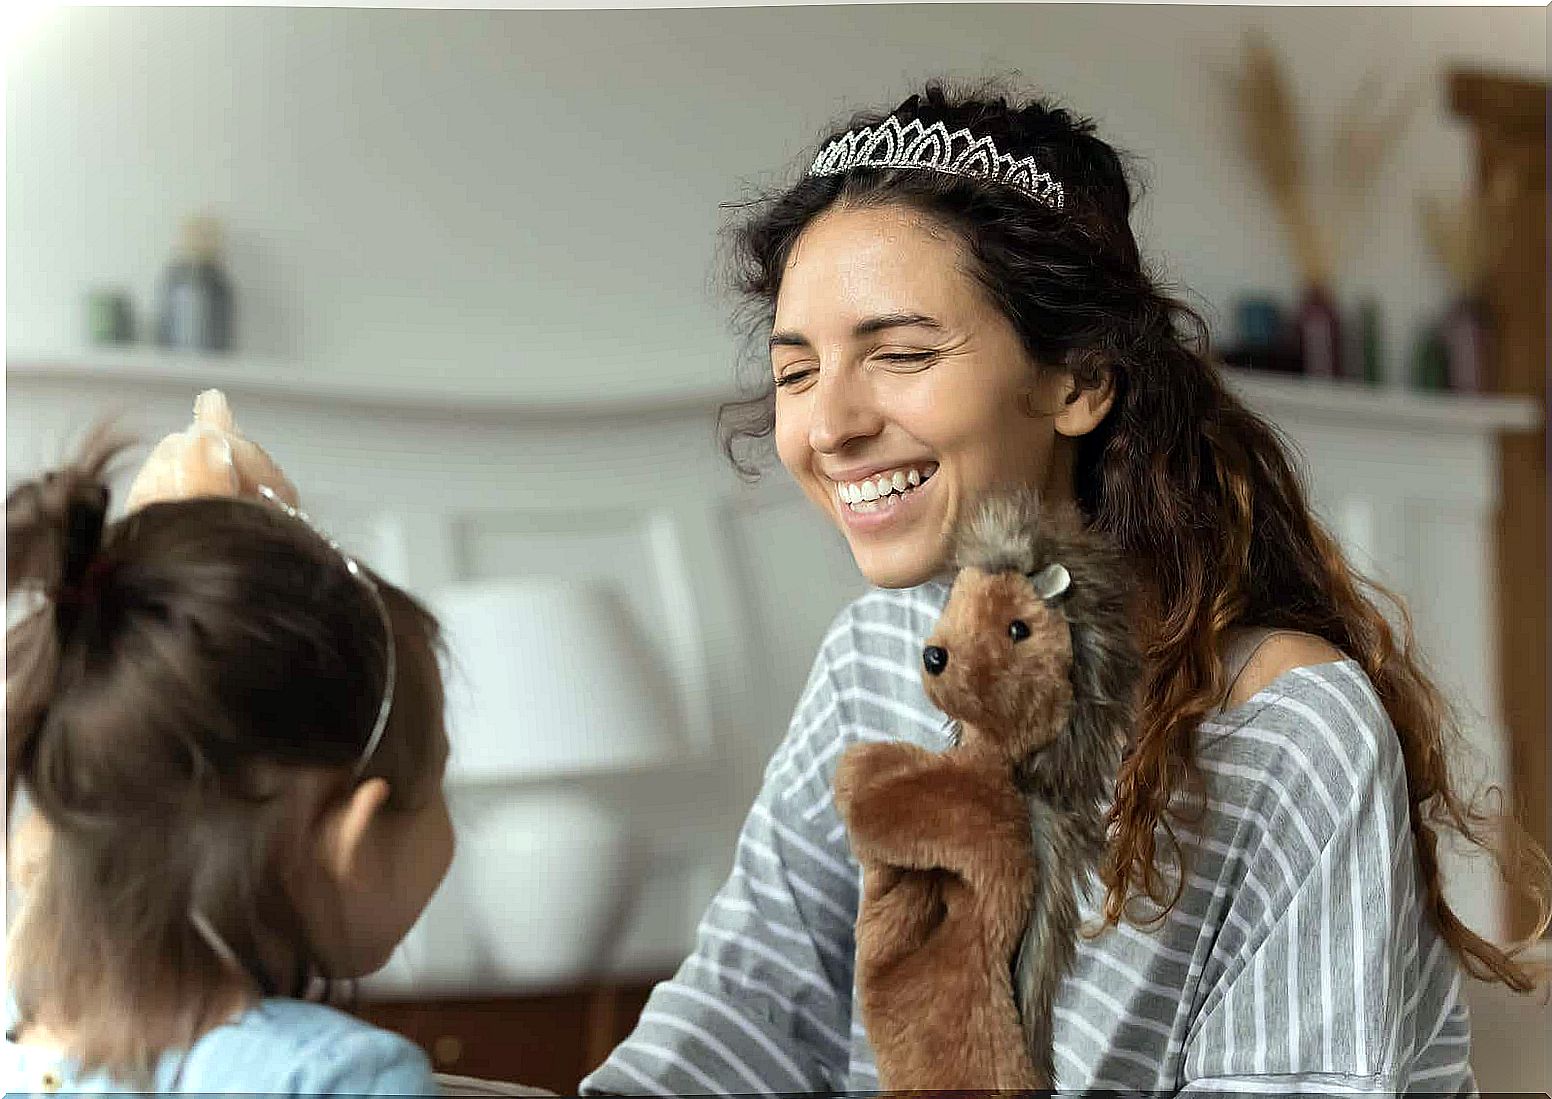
[1029,562,1071,601]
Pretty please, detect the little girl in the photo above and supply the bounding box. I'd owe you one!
[5,434,453,1094]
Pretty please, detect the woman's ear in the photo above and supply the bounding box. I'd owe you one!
[1052,370,1116,438]
[316,777,392,885]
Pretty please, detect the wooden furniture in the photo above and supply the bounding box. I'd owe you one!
[355,977,666,1095]
[1449,69,1549,941]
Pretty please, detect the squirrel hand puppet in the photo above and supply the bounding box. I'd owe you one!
[124,389,298,513]
[833,491,1141,1091]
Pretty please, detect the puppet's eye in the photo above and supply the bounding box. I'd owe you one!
[1009,619,1031,642]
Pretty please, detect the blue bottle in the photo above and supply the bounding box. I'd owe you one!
[157,216,233,352]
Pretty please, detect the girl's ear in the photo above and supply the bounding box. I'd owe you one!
[316,778,392,885]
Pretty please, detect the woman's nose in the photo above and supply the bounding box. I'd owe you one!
[809,369,884,453]
[922,645,949,676]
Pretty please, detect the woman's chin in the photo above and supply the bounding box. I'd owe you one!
[828,475,953,588]
[849,539,946,589]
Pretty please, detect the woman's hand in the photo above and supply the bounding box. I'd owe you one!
[125,390,299,513]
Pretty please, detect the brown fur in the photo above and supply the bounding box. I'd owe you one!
[834,491,1140,1090]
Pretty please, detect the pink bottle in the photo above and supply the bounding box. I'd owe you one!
[1296,285,1344,379]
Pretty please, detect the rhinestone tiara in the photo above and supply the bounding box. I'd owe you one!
[807,115,1064,211]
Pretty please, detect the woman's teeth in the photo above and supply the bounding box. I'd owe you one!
[835,465,937,513]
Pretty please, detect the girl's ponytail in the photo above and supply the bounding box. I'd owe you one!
[6,429,124,814]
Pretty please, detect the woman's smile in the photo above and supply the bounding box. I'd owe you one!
[830,460,939,533]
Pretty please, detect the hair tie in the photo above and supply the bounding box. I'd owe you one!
[56,555,118,610]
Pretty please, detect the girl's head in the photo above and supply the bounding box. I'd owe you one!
[727,83,1550,987]
[6,434,454,1076]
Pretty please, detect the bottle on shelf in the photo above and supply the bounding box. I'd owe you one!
[1355,297,1384,386]
[157,215,233,353]
[1295,284,1343,380]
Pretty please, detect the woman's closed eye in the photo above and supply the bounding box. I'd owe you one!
[872,349,940,368]
[775,349,938,387]
[774,365,818,388]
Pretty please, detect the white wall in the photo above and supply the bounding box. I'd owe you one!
[7,4,1546,401]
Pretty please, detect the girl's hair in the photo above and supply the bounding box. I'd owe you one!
[723,82,1551,989]
[5,431,447,1079]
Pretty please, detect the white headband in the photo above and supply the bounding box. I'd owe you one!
[808,115,1064,211]
[257,486,395,775]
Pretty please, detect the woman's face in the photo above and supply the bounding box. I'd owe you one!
[771,202,1080,589]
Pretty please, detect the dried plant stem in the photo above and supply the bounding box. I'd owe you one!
[1217,32,1332,287]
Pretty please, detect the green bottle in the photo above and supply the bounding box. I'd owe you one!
[1357,298,1383,386]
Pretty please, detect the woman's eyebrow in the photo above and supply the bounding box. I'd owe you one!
[769,312,943,349]
[853,312,942,336]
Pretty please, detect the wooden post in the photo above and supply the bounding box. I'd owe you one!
[1449,69,1548,941]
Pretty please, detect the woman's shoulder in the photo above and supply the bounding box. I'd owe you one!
[1222,630,1346,710]
[175,998,433,1094]
[1197,650,1404,824]
[1209,646,1386,741]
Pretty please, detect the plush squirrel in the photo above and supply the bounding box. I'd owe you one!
[833,491,1141,1091]
[124,389,298,513]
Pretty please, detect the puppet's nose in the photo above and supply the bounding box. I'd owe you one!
[922,645,949,676]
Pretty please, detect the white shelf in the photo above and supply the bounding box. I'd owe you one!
[1225,368,1541,435]
[6,347,740,419]
[8,347,1542,434]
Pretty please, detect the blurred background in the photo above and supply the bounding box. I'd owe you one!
[7,4,1547,1092]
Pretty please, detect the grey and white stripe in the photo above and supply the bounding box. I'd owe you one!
[581,580,1475,1096]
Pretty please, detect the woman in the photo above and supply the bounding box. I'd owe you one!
[580,85,1549,1094]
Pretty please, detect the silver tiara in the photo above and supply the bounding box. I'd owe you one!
[257,485,395,775]
[808,115,1064,211]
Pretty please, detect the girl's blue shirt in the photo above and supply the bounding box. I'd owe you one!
[2,994,435,1095]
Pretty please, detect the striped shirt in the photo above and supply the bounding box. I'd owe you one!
[582,580,1475,1096]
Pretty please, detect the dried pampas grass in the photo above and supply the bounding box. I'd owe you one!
[1331,71,1419,201]
[1419,168,1513,297]
[1214,31,1417,290]
[1213,31,1329,286]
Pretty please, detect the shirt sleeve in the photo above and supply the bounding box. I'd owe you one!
[1178,663,1471,1095]
[580,633,861,1095]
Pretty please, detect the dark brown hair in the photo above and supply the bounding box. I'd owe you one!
[5,431,447,1080]
[723,83,1551,989]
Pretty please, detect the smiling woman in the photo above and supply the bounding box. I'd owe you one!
[581,83,1551,1096]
